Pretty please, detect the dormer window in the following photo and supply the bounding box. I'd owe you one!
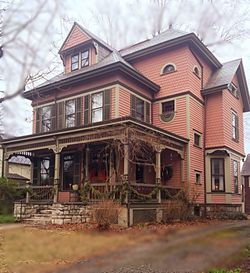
[71,54,79,71]
[71,50,89,71]
[81,50,89,67]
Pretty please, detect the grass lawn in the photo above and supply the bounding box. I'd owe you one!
[0,225,155,273]
[0,214,16,223]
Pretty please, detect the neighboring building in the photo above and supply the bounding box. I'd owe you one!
[1,22,250,225]
[242,154,250,214]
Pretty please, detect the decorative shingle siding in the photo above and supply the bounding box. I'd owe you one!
[61,25,91,52]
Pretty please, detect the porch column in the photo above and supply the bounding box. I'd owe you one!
[3,152,10,178]
[53,151,60,203]
[155,147,162,203]
[85,145,90,181]
[123,142,129,203]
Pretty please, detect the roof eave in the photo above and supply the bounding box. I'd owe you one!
[122,33,222,69]
[23,62,160,100]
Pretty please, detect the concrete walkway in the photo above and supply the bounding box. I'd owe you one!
[54,220,250,273]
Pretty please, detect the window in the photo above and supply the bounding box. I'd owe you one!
[233,160,239,193]
[194,133,201,147]
[211,158,225,192]
[40,157,50,185]
[232,111,239,141]
[41,106,52,132]
[71,54,79,71]
[195,172,201,184]
[160,100,175,122]
[81,50,89,67]
[91,92,103,123]
[136,164,144,183]
[63,154,74,190]
[193,66,200,78]
[162,63,176,74]
[65,99,76,128]
[228,83,239,98]
[131,95,150,122]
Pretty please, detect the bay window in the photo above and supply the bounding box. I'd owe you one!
[233,160,239,193]
[211,158,225,192]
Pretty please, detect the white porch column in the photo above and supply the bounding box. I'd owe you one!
[3,152,10,178]
[53,151,60,203]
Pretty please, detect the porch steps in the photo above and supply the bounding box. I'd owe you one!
[23,209,53,225]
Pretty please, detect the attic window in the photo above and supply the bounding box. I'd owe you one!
[193,66,200,78]
[228,83,239,99]
[81,50,89,67]
[71,54,79,71]
[161,63,176,75]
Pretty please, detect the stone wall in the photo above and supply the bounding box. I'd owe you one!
[14,202,93,225]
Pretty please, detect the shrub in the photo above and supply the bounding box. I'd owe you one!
[0,177,18,214]
[93,199,122,231]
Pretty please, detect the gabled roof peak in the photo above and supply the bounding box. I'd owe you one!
[59,22,113,54]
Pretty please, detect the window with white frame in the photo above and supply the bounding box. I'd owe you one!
[232,111,239,141]
[81,50,89,67]
[233,160,239,193]
[211,158,225,192]
[161,63,176,74]
[71,54,79,71]
[41,106,52,132]
[65,99,76,128]
[91,92,103,123]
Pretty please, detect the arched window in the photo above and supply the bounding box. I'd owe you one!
[161,63,176,75]
[193,66,200,77]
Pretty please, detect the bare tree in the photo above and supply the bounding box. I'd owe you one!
[0,0,64,103]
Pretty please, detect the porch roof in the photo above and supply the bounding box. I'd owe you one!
[1,117,188,157]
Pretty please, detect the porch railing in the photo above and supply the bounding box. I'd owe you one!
[16,185,54,203]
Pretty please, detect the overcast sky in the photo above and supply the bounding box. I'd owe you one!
[1,0,250,154]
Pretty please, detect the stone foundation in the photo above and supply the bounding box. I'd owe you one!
[206,204,243,218]
[14,202,93,225]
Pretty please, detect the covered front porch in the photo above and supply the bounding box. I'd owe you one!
[2,118,187,205]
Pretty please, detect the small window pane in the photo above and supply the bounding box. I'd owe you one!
[162,101,174,113]
[65,100,76,128]
[92,108,103,123]
[211,159,225,192]
[92,92,103,109]
[71,54,79,71]
[81,50,89,67]
[194,133,201,146]
[41,106,52,132]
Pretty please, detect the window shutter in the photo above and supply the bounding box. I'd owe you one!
[76,97,83,126]
[131,94,136,118]
[57,101,65,129]
[73,152,81,184]
[236,115,239,141]
[33,158,38,185]
[145,102,150,123]
[51,104,56,131]
[103,89,111,121]
[84,95,90,125]
[36,108,41,133]
[49,155,55,185]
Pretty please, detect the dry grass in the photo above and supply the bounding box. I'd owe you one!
[1,225,151,273]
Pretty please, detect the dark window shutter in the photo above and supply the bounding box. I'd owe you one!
[49,155,55,185]
[74,152,81,184]
[36,108,41,133]
[51,104,56,131]
[145,102,150,123]
[76,97,83,126]
[131,94,136,118]
[33,157,38,185]
[236,115,239,141]
[103,89,111,121]
[57,101,65,129]
[84,95,90,125]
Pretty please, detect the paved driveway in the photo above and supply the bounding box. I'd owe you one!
[54,221,250,273]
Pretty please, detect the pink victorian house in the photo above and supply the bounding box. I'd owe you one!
[2,23,250,225]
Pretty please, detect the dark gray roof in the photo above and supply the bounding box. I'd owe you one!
[242,154,250,176]
[9,156,31,165]
[7,173,29,181]
[204,59,241,90]
[120,29,188,57]
[31,50,145,90]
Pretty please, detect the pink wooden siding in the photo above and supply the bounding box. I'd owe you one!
[61,25,90,52]
[205,92,224,148]
[119,88,131,117]
[153,96,187,138]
